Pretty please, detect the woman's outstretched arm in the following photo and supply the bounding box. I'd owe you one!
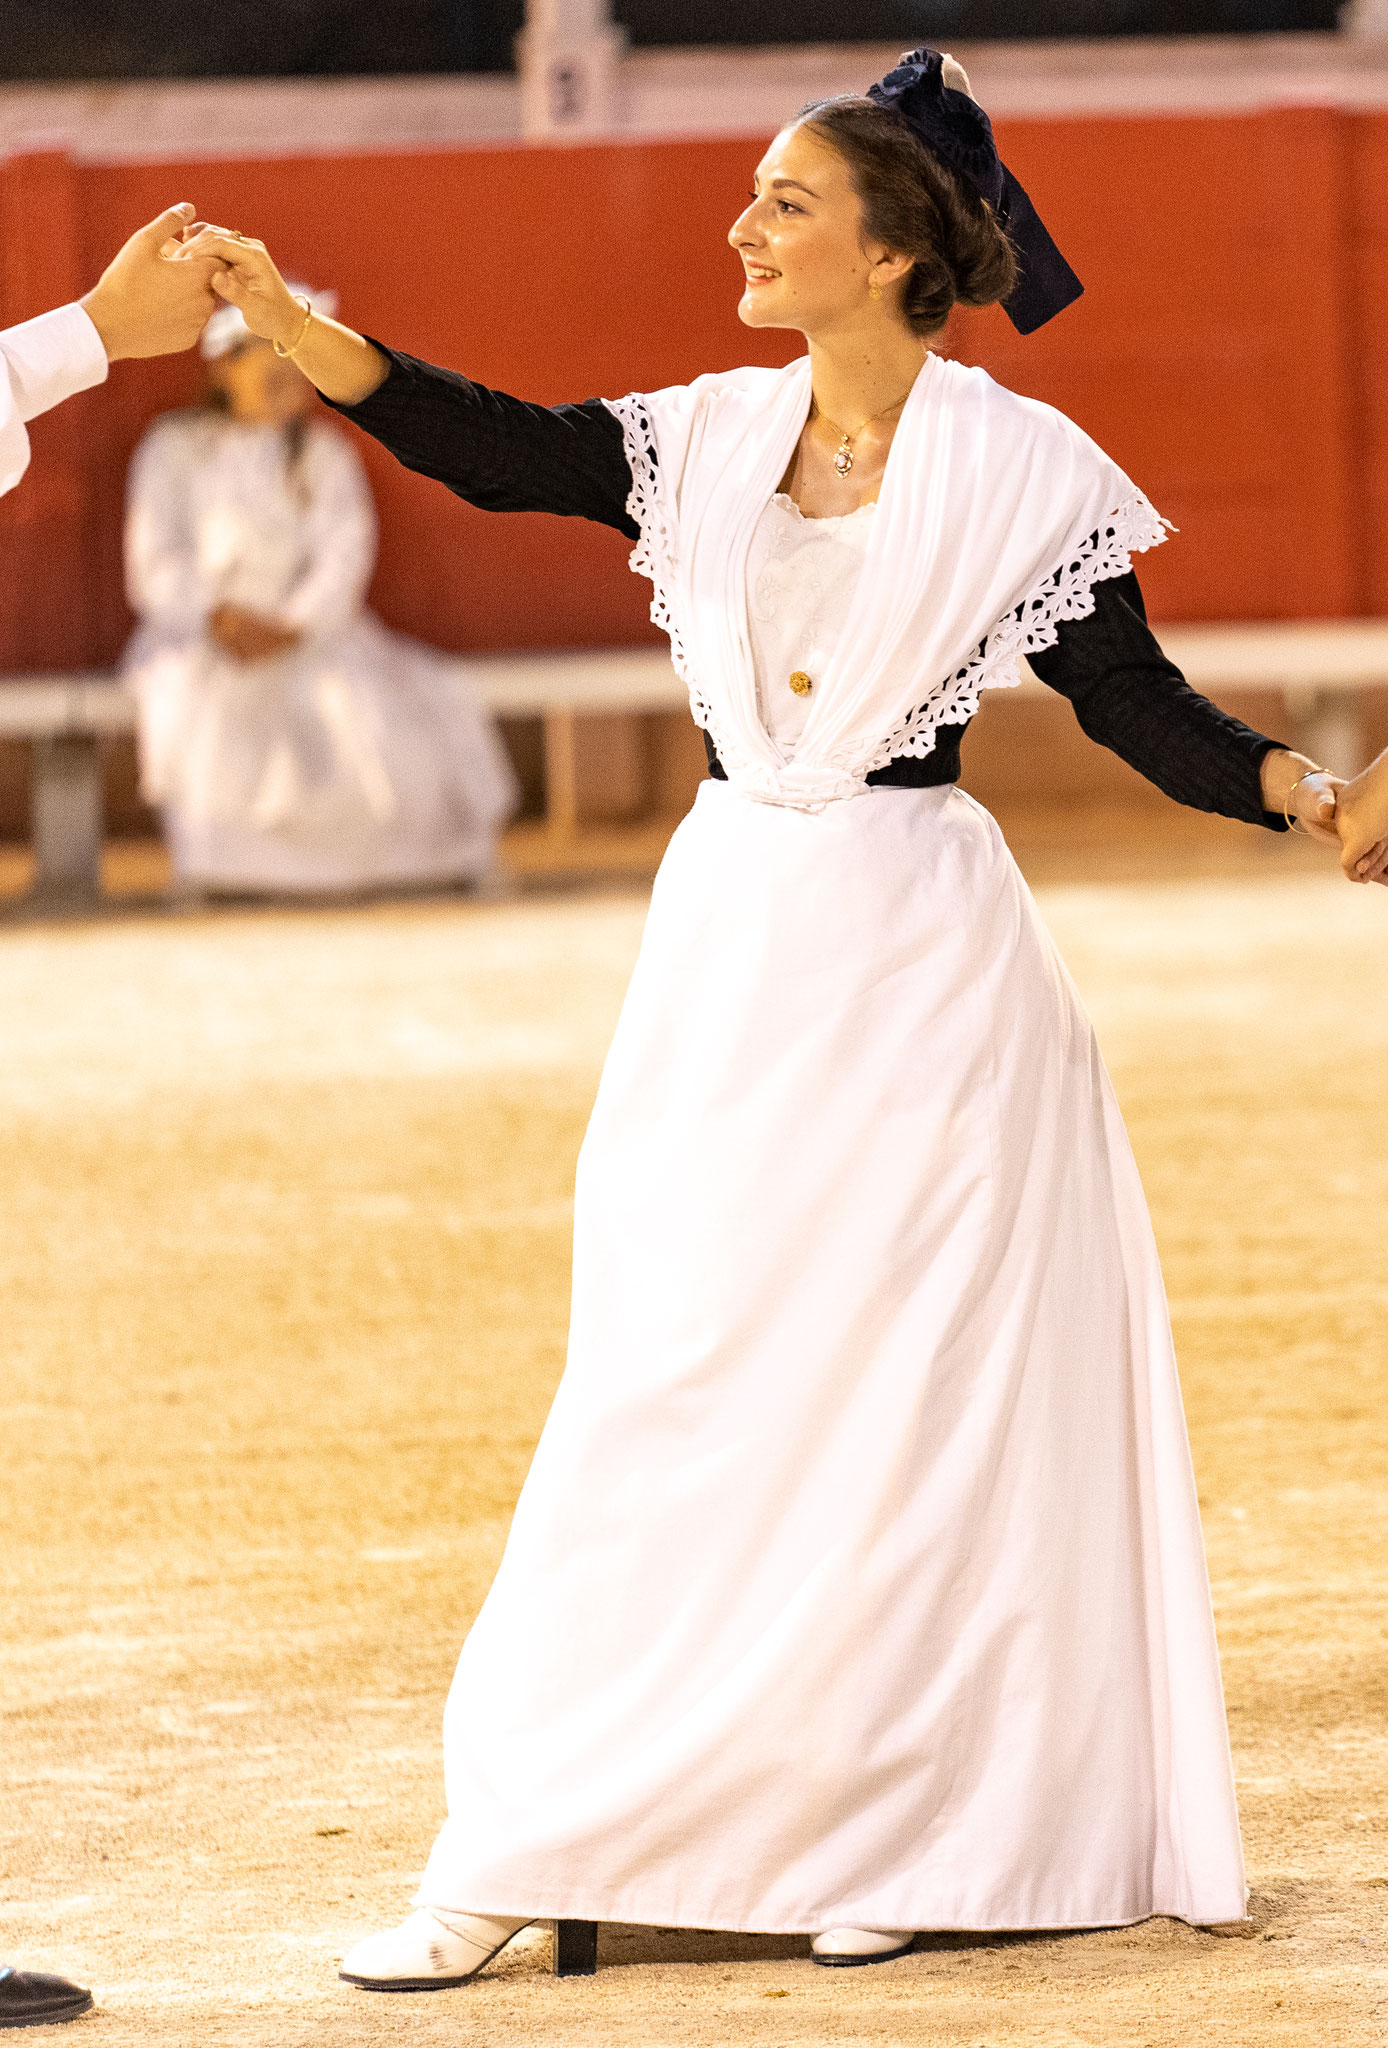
[1027,571,1340,840]
[169,227,636,531]
[322,347,637,533]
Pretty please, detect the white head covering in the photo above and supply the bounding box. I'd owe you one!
[200,282,338,362]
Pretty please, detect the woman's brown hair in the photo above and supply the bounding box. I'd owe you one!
[796,94,1018,335]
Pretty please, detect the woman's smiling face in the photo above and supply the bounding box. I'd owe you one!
[728,123,897,335]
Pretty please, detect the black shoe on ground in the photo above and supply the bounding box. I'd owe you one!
[0,1966,93,2029]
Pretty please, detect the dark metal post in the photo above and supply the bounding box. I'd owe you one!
[552,1920,598,1976]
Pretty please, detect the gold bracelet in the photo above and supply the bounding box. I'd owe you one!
[273,295,313,359]
[1283,768,1323,835]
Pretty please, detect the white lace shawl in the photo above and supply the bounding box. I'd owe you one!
[605,352,1169,811]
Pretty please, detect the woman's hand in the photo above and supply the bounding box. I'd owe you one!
[1331,750,1388,884]
[209,603,302,664]
[79,203,223,360]
[1259,748,1342,845]
[168,226,306,351]
[168,226,389,405]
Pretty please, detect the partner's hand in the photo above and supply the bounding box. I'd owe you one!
[209,603,302,664]
[80,203,223,360]
[168,227,306,352]
[1332,751,1388,884]
[1347,836,1388,885]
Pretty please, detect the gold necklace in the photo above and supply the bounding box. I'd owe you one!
[814,381,918,478]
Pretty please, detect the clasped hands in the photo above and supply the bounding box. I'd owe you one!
[1264,748,1388,884]
[75,199,302,363]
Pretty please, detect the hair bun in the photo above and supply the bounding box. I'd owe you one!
[798,94,1018,335]
[944,205,1017,309]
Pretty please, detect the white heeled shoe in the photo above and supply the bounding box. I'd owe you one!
[811,1926,915,1967]
[340,1907,531,1990]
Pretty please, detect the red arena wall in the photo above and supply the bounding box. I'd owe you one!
[0,104,1383,676]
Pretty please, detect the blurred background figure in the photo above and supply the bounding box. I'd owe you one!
[122,285,517,897]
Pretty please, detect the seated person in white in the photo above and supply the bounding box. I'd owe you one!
[122,288,518,895]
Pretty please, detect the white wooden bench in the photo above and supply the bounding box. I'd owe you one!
[3,622,1387,905]
[475,646,689,834]
[0,651,688,906]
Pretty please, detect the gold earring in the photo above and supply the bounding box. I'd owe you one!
[869,278,882,302]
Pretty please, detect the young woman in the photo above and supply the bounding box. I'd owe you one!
[123,288,517,897]
[176,52,1344,1978]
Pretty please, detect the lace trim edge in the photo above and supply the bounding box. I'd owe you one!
[603,398,1170,785]
[861,495,1173,773]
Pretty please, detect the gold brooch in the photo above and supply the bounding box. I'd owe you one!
[788,671,813,697]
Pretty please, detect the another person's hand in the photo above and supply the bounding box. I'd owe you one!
[209,603,302,664]
[1332,751,1388,884]
[80,204,222,361]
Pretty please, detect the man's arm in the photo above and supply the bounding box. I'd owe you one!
[1,202,219,499]
[0,305,109,497]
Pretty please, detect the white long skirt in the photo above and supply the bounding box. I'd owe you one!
[126,613,517,893]
[417,780,1246,1934]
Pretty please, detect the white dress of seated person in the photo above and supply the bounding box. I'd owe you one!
[399,361,1246,1945]
[122,291,517,893]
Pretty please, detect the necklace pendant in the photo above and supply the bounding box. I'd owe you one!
[833,444,854,477]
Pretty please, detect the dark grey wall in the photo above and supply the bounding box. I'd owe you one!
[0,0,1342,81]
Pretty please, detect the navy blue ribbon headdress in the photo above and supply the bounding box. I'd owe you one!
[866,48,1082,335]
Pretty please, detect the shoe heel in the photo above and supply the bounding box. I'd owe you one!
[553,1921,598,1976]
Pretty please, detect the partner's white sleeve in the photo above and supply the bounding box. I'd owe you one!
[0,304,109,498]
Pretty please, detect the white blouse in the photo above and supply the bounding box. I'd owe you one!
[746,492,876,757]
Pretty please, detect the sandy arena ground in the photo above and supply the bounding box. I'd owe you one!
[1,823,1386,2045]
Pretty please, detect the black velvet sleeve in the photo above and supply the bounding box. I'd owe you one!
[1026,571,1288,831]
[323,343,639,538]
